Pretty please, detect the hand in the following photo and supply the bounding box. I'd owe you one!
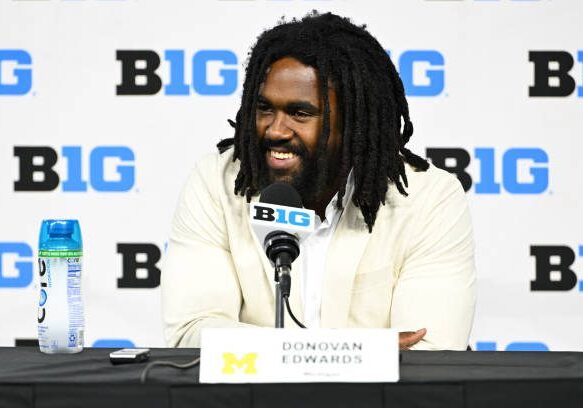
[399,328,426,350]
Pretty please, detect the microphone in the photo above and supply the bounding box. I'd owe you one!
[249,182,315,299]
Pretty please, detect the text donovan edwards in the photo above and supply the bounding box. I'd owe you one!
[282,342,363,352]
[282,354,363,364]
[281,341,364,364]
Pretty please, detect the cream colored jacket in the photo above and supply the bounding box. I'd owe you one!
[162,149,476,350]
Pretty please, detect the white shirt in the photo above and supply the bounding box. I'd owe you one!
[300,172,355,328]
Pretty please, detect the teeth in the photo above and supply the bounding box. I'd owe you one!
[270,150,296,160]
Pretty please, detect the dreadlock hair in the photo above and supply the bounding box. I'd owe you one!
[219,11,429,232]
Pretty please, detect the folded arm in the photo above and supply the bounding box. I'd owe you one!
[390,171,476,350]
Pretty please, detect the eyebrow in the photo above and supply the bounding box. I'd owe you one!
[257,95,320,115]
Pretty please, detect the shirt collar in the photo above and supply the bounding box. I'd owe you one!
[319,170,355,227]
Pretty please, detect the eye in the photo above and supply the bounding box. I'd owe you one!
[256,101,272,113]
[292,110,312,119]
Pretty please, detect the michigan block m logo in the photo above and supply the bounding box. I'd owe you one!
[221,352,257,374]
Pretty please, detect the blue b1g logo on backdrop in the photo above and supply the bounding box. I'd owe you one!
[0,243,33,288]
[387,50,445,97]
[13,146,135,192]
[116,50,238,96]
[0,50,32,95]
[476,341,549,352]
[116,49,444,97]
[426,147,549,194]
[92,339,136,348]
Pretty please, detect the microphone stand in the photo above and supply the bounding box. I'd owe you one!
[275,285,284,328]
[274,263,292,328]
[264,232,297,329]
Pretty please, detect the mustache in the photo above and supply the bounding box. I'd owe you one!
[261,139,308,157]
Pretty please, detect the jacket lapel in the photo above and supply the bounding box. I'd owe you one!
[320,201,371,327]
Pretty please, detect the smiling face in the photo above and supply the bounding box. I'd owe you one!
[255,57,341,201]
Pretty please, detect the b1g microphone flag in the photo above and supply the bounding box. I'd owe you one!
[249,183,315,254]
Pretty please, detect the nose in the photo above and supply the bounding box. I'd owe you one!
[265,112,293,141]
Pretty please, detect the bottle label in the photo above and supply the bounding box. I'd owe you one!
[39,250,83,257]
[38,253,84,353]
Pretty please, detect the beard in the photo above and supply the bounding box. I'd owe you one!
[258,138,322,206]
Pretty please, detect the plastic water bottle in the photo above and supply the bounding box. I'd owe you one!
[37,219,84,354]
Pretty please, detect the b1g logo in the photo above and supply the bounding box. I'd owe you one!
[475,341,548,352]
[426,147,549,194]
[14,338,137,348]
[0,242,33,288]
[117,243,162,289]
[387,50,445,97]
[252,205,311,227]
[530,245,583,292]
[0,50,32,95]
[116,49,444,97]
[529,51,583,97]
[116,50,238,96]
[14,146,135,192]
[424,0,542,2]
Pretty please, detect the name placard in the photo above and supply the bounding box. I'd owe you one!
[199,328,399,383]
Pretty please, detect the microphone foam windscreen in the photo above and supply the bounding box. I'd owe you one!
[259,182,303,208]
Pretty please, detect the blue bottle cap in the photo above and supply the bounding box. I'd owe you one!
[39,219,83,250]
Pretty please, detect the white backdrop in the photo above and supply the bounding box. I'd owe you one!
[1,0,582,351]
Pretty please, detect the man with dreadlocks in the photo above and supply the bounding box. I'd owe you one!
[162,12,476,350]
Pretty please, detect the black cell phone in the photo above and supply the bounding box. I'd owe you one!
[109,348,150,365]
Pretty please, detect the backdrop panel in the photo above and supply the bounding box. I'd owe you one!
[1,0,581,351]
